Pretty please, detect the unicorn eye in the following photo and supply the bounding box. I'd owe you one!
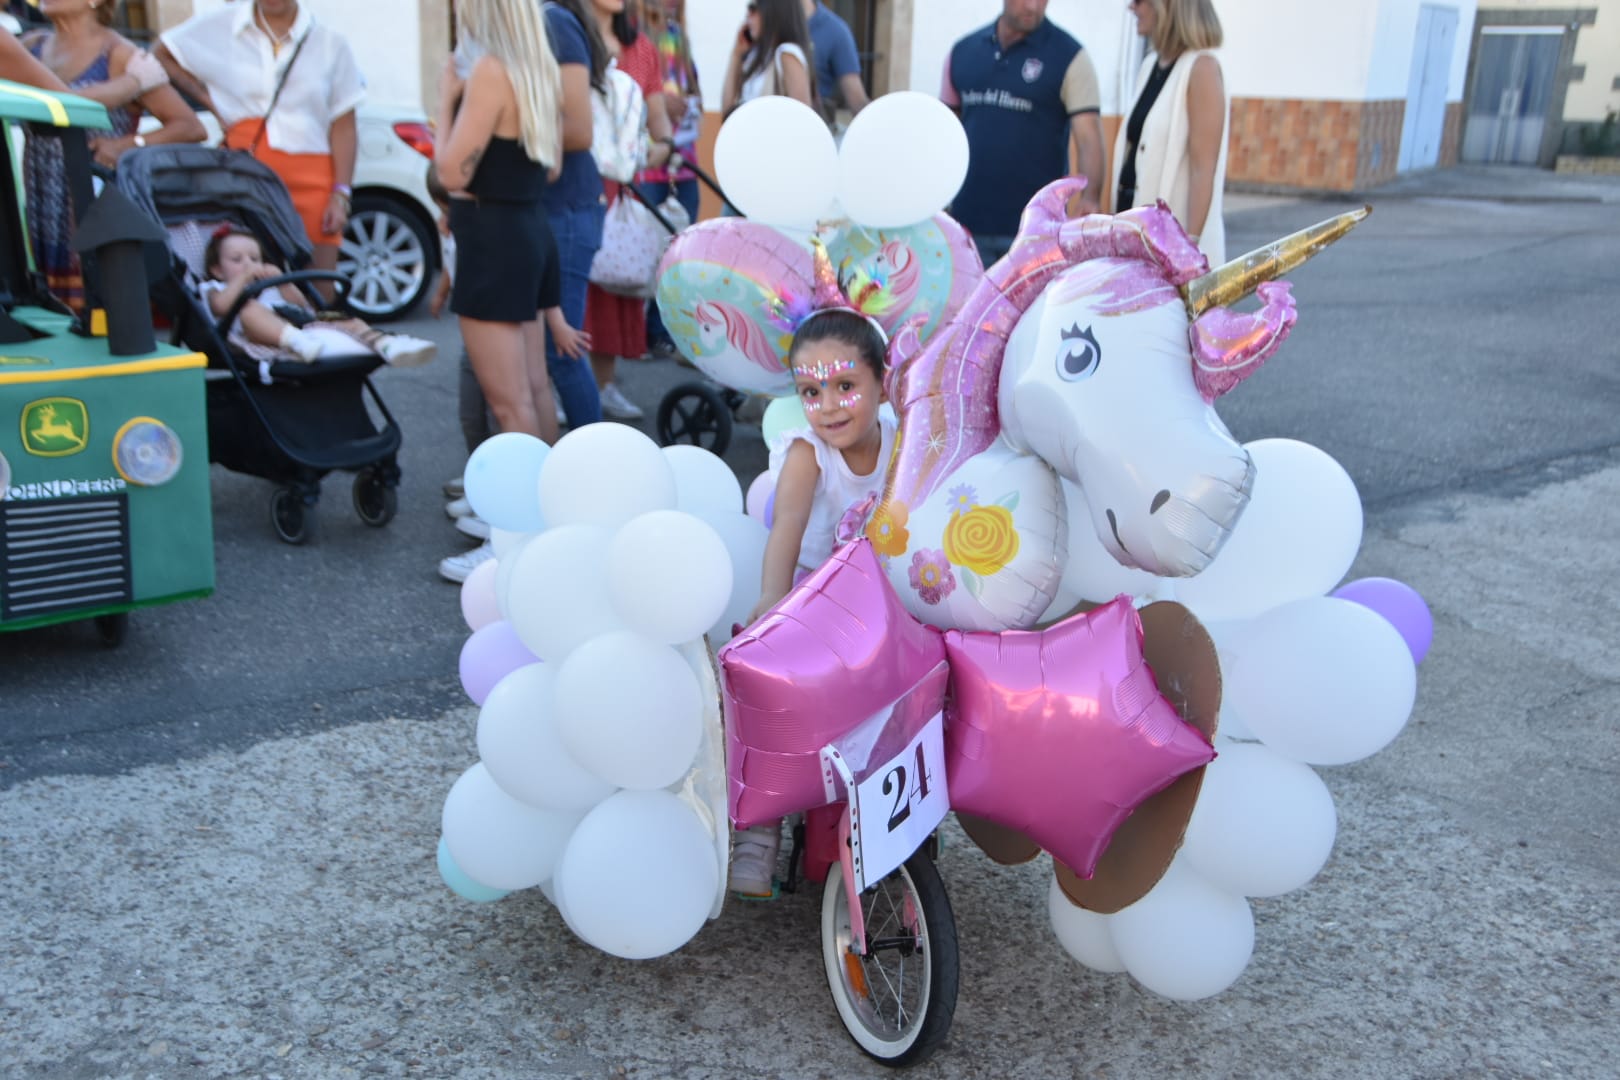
[1055,324,1101,381]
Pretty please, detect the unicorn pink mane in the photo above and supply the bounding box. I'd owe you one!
[696,299,782,377]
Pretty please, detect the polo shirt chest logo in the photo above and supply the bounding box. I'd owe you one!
[1022,58,1044,84]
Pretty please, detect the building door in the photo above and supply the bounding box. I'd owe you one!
[1462,27,1562,165]
[1398,4,1458,171]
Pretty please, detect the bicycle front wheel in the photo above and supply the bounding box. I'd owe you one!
[821,852,959,1067]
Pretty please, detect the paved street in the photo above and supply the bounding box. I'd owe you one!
[2,167,1618,1078]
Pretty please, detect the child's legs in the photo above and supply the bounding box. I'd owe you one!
[457,347,494,456]
[544,202,603,426]
[521,318,558,445]
[236,299,292,348]
[460,315,541,438]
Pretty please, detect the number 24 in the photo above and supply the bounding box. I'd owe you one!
[882,743,932,832]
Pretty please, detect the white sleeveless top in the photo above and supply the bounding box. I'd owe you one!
[769,412,897,573]
[1112,49,1228,265]
[740,43,807,104]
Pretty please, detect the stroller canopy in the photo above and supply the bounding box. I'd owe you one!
[114,144,313,270]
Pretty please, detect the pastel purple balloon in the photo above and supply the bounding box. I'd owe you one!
[1331,577,1432,665]
[745,472,773,522]
[459,621,539,706]
[763,489,776,529]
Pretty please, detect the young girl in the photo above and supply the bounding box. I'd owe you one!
[731,307,897,896]
[202,226,437,368]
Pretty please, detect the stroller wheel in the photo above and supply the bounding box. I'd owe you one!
[270,487,314,545]
[656,382,733,455]
[352,467,398,528]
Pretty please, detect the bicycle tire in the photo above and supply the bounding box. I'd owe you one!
[821,851,959,1067]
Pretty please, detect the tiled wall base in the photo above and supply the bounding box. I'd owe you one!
[1227,97,1408,191]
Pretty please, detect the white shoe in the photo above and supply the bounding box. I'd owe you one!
[279,325,323,363]
[375,333,437,367]
[728,821,781,898]
[445,496,473,520]
[456,513,490,540]
[599,382,644,421]
[443,476,464,499]
[438,541,494,583]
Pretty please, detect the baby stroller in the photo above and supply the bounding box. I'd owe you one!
[115,145,402,545]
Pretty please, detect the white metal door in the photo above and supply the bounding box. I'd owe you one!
[1399,5,1460,171]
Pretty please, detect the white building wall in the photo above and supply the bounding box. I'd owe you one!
[184,0,424,109]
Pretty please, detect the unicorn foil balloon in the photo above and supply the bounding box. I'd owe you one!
[868,177,1366,630]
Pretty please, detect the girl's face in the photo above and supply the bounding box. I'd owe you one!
[792,340,885,452]
[212,235,265,279]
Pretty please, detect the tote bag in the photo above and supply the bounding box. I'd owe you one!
[591,61,647,184]
[588,188,691,298]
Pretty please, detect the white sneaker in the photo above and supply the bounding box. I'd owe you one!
[456,513,491,540]
[375,333,437,367]
[728,821,781,898]
[445,496,473,520]
[443,476,464,499]
[438,541,494,583]
[599,382,644,421]
[279,325,323,363]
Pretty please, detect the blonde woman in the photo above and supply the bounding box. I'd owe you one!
[436,0,563,443]
[1112,0,1228,262]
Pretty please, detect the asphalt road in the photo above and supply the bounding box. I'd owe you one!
[2,168,1617,1078]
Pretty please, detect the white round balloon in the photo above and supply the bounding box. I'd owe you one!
[476,663,619,811]
[697,510,769,643]
[837,92,969,227]
[537,424,677,529]
[663,445,744,516]
[553,631,704,790]
[714,97,838,228]
[1180,743,1338,897]
[503,525,623,662]
[1109,860,1255,1001]
[459,556,501,631]
[555,789,720,959]
[607,511,733,645]
[493,533,533,622]
[490,526,532,558]
[1047,875,1125,973]
[464,432,549,532]
[1226,596,1417,766]
[1176,439,1363,621]
[441,763,582,891]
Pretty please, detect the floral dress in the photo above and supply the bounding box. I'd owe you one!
[22,43,138,311]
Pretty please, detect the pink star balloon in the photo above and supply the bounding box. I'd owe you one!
[943,597,1215,878]
[719,539,948,829]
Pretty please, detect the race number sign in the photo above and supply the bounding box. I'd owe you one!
[822,707,949,891]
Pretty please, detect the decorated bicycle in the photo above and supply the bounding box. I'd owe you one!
[429,96,1427,1068]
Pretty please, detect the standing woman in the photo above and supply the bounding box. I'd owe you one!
[540,0,609,429]
[22,0,205,310]
[722,0,814,114]
[1112,0,1228,262]
[157,0,364,284]
[435,0,562,443]
[583,0,672,421]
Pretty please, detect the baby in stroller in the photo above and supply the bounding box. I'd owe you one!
[202,225,436,368]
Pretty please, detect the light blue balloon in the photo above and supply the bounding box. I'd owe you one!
[436,837,510,903]
[760,395,807,447]
[465,432,550,533]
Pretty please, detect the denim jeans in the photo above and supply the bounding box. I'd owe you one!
[545,200,605,426]
[636,177,700,347]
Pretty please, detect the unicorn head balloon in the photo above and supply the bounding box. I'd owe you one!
[868,178,1367,628]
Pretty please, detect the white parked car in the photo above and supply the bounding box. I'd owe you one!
[149,106,440,321]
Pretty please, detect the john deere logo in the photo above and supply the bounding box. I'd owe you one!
[22,397,89,457]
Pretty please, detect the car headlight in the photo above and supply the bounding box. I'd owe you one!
[112,417,183,487]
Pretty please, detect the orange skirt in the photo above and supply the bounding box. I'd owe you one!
[225,119,341,247]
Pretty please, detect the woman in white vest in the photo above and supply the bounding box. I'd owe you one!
[1112,0,1228,263]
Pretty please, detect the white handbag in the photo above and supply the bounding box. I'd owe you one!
[588,188,691,299]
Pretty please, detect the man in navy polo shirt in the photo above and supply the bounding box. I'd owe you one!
[801,0,869,120]
[942,0,1104,265]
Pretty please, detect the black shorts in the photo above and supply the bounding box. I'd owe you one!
[449,198,556,323]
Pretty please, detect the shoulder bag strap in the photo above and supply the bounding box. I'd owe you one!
[249,32,311,155]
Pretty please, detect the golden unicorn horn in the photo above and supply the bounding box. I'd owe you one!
[1181,206,1371,317]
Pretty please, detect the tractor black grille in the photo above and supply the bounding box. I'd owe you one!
[1,495,133,622]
